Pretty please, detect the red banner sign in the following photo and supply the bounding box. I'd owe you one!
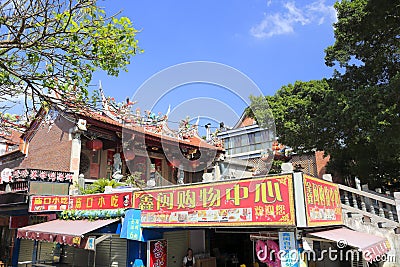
[134,175,295,227]
[147,239,167,267]
[303,175,343,226]
[69,192,132,210]
[29,192,132,212]
[29,195,70,212]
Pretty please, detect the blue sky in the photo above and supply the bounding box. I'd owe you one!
[92,0,337,130]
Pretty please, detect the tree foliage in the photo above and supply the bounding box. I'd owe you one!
[80,178,122,195]
[0,0,141,116]
[324,0,400,189]
[256,0,400,190]
[264,80,332,152]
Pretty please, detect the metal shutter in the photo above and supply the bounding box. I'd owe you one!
[351,251,367,267]
[37,241,54,263]
[63,245,92,267]
[95,236,111,267]
[18,239,34,263]
[164,230,189,267]
[95,234,127,267]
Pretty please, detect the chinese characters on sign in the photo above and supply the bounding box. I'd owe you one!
[29,192,132,212]
[147,239,167,267]
[120,209,143,241]
[303,175,343,226]
[2,169,74,183]
[279,232,298,267]
[30,195,70,212]
[134,175,295,227]
[69,193,132,210]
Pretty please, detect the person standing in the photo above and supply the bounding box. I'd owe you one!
[183,248,195,267]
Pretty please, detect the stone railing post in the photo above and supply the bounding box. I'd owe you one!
[343,191,350,206]
[395,192,400,222]
[360,196,367,212]
[352,192,359,209]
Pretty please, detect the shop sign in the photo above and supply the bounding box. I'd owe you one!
[29,195,70,212]
[303,175,343,226]
[1,168,12,183]
[278,232,298,267]
[147,239,167,267]
[85,236,96,250]
[29,181,70,195]
[1,168,73,183]
[26,169,73,183]
[120,209,143,241]
[29,192,132,212]
[72,236,81,246]
[69,192,132,210]
[134,175,295,227]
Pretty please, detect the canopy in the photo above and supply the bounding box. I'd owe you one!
[17,219,119,247]
[309,228,390,262]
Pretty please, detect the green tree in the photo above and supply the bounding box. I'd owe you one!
[250,80,336,175]
[324,0,400,189]
[0,0,142,116]
[255,0,400,190]
[264,80,332,153]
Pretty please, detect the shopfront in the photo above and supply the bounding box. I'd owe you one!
[132,174,297,267]
[16,218,123,266]
[16,172,393,267]
[0,168,72,266]
[15,191,133,267]
[132,172,392,267]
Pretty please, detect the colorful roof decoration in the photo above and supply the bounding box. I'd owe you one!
[84,87,224,151]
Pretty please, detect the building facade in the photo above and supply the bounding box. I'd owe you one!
[1,100,396,267]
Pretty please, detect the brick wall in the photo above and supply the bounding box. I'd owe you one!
[19,115,73,172]
[290,151,330,178]
[291,153,317,176]
[238,117,255,128]
[315,151,330,178]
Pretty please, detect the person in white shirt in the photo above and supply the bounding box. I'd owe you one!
[183,248,195,267]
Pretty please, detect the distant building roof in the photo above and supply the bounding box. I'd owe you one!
[0,128,22,145]
[233,110,256,129]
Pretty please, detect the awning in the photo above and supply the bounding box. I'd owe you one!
[17,219,119,247]
[309,228,390,262]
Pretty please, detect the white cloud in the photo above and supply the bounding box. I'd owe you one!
[306,0,337,25]
[250,0,337,39]
[284,2,310,25]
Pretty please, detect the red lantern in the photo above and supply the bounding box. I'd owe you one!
[124,149,136,161]
[86,139,103,151]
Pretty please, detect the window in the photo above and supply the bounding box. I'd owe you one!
[241,135,249,146]
[223,129,271,156]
